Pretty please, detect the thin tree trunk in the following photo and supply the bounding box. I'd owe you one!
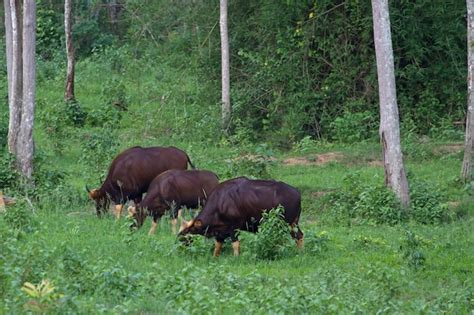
[4,0,13,105]
[7,0,23,155]
[462,0,474,182]
[220,0,231,132]
[17,0,36,179]
[371,0,410,207]
[64,0,75,101]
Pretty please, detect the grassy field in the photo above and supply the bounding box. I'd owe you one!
[1,140,473,314]
[0,47,473,313]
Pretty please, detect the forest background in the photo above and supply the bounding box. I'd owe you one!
[0,1,472,313]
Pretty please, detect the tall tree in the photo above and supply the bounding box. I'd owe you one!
[462,0,474,182]
[4,0,37,179]
[220,0,231,132]
[7,0,23,154]
[371,0,410,207]
[64,0,75,101]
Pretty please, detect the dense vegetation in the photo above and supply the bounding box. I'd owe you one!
[0,0,473,313]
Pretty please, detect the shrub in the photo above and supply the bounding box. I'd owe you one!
[3,200,36,233]
[329,111,377,143]
[239,205,296,260]
[304,230,330,255]
[400,228,430,269]
[224,144,275,179]
[354,186,404,225]
[0,151,19,190]
[65,100,87,127]
[409,180,448,224]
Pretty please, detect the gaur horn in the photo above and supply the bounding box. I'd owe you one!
[85,185,91,193]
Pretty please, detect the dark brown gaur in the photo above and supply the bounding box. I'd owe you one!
[129,169,219,235]
[178,177,304,256]
[86,146,194,219]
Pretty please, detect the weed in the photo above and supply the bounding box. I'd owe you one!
[400,228,429,269]
[304,230,331,254]
[239,205,296,260]
[21,279,64,313]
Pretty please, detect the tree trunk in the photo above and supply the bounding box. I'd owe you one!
[4,0,13,105]
[17,0,36,179]
[220,0,231,132]
[462,0,474,182]
[371,0,410,207]
[7,0,23,155]
[64,0,75,101]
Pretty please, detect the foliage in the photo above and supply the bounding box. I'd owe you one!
[330,111,377,143]
[36,3,62,60]
[0,111,8,149]
[21,279,64,313]
[3,201,36,233]
[65,100,88,128]
[304,230,331,255]
[79,129,119,176]
[328,172,452,225]
[400,228,429,269]
[223,144,275,179]
[409,180,448,224]
[0,151,19,191]
[239,205,296,260]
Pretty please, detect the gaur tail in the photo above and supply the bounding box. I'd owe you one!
[187,155,196,169]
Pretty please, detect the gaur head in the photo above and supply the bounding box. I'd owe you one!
[128,204,147,229]
[177,218,204,242]
[86,186,109,216]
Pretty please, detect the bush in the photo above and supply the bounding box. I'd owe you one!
[0,151,19,191]
[239,205,296,260]
[223,144,275,179]
[65,100,88,127]
[328,173,450,225]
[409,180,448,224]
[3,200,36,233]
[330,111,377,143]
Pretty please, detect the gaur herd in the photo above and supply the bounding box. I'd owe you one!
[87,146,304,256]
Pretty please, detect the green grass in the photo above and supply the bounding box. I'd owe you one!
[1,142,473,313]
[1,46,473,313]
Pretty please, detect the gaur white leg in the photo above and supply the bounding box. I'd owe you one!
[148,218,160,235]
[297,238,304,249]
[114,204,123,220]
[213,240,223,257]
[171,218,178,234]
[232,240,240,256]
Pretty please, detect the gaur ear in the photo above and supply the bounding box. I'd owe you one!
[194,220,202,229]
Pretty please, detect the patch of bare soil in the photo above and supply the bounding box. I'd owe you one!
[310,191,331,198]
[368,160,384,167]
[283,152,343,166]
[433,143,464,155]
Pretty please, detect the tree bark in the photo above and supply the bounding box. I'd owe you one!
[4,0,13,105]
[220,0,231,132]
[17,0,36,179]
[371,0,410,207]
[462,0,474,182]
[64,0,75,101]
[7,0,23,154]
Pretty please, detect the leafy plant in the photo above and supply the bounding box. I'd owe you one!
[400,228,429,269]
[3,201,36,233]
[0,151,19,190]
[409,180,448,224]
[304,230,330,255]
[239,205,296,260]
[22,279,64,313]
